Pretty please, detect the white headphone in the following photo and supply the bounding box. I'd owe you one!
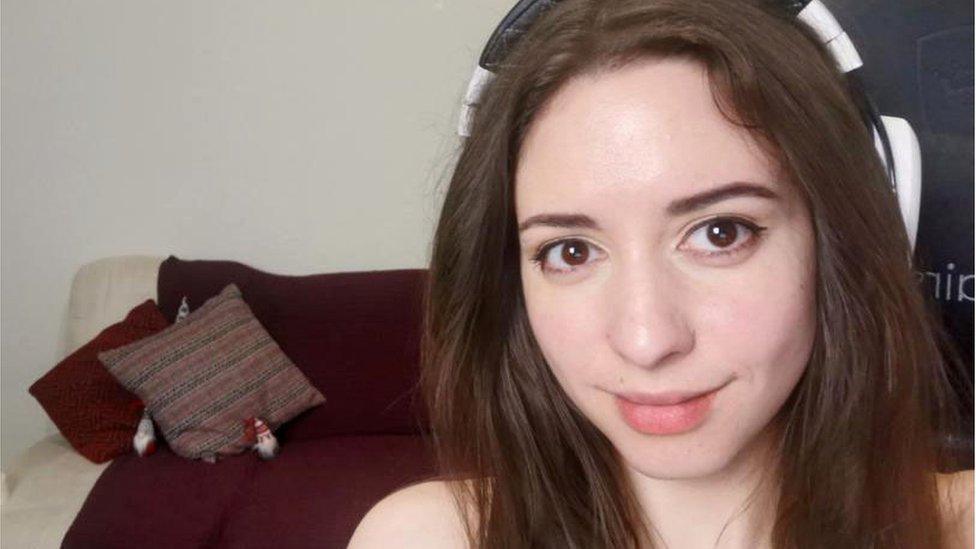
[458,0,922,252]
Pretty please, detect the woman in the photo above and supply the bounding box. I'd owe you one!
[349,0,973,547]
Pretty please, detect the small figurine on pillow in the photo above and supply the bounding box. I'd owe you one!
[133,408,156,457]
[175,296,190,322]
[242,417,280,460]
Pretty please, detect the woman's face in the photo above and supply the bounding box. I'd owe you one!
[515,57,817,479]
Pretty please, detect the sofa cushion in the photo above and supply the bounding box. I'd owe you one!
[61,441,260,549]
[215,435,437,548]
[62,435,437,549]
[29,300,171,463]
[155,255,430,440]
[98,284,326,461]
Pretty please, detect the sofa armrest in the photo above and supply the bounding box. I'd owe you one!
[1,434,110,549]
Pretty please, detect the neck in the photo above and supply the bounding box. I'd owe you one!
[627,421,784,549]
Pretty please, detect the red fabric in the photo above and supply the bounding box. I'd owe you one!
[63,434,436,549]
[29,300,171,463]
[215,435,436,549]
[155,256,430,440]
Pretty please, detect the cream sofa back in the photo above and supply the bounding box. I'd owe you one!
[65,255,166,356]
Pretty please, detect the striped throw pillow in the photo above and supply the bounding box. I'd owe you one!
[98,283,325,461]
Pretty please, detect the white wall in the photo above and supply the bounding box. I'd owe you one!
[1,0,514,469]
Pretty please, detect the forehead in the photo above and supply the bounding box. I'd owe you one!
[514,56,788,213]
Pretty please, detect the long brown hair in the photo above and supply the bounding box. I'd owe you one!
[418,0,971,546]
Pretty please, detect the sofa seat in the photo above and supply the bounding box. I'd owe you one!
[62,434,436,548]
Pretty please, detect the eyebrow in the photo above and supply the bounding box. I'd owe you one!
[517,181,780,233]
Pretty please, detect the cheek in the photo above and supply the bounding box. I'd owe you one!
[702,278,814,352]
[521,271,604,386]
[696,244,818,392]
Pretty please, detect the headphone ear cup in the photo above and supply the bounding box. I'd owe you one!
[872,116,922,254]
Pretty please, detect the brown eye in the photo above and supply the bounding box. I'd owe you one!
[531,238,602,275]
[561,239,589,266]
[705,220,738,248]
[683,216,767,259]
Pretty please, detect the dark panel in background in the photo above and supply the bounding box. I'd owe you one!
[826,0,973,468]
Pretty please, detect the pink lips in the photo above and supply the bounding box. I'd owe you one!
[614,386,721,435]
[616,388,714,406]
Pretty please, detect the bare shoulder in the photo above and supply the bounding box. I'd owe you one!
[347,480,473,549]
[937,470,974,549]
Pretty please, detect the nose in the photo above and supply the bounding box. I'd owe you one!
[606,260,695,370]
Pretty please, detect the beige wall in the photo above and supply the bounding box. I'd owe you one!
[1,0,514,469]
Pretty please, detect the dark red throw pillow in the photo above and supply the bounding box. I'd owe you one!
[29,299,171,463]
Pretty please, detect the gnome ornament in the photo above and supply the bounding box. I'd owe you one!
[133,408,157,457]
[242,417,279,460]
[252,418,279,460]
[175,296,190,322]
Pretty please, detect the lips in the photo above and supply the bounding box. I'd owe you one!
[615,387,717,406]
[614,386,721,436]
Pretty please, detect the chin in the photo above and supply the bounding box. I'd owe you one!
[618,441,738,480]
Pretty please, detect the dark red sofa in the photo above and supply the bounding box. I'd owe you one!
[61,256,437,549]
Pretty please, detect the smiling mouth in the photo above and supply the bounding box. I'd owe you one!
[613,378,731,405]
[607,378,733,436]
[614,386,722,435]
[615,387,718,406]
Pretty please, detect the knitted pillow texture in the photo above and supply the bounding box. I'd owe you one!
[29,299,171,463]
[98,283,325,461]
